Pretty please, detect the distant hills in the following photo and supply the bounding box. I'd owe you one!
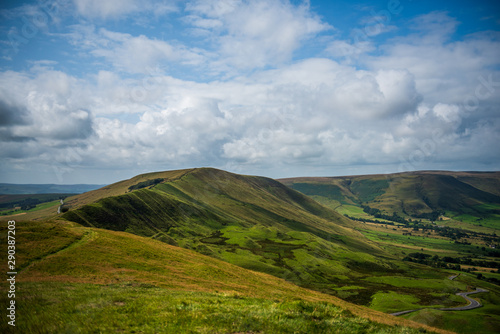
[280,171,500,230]
[0,183,105,194]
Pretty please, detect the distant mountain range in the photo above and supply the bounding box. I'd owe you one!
[0,183,106,194]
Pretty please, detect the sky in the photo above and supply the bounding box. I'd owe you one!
[0,0,499,184]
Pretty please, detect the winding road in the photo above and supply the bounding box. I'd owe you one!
[390,288,489,316]
[439,288,488,311]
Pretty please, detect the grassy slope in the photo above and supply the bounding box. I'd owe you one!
[0,220,446,334]
[59,168,399,294]
[55,168,500,334]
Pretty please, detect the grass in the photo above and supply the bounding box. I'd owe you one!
[363,276,466,291]
[0,220,448,334]
[0,282,438,334]
[350,178,390,203]
[402,300,500,334]
[359,228,478,253]
[0,220,84,272]
[451,205,500,230]
[56,168,409,302]
[281,171,500,225]
[280,171,500,333]
[370,291,422,313]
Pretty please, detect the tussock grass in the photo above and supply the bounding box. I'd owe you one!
[2,282,438,334]
[0,220,449,334]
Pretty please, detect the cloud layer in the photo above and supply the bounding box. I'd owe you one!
[0,1,499,183]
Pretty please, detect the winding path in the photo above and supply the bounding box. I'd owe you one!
[390,288,488,316]
[19,230,96,275]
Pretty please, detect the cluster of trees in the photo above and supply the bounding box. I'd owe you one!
[16,198,40,211]
[128,178,164,191]
[413,211,442,221]
[0,195,68,213]
[359,206,441,225]
[0,197,42,211]
[431,225,469,240]
[403,252,500,280]
[343,214,394,225]
[361,205,410,224]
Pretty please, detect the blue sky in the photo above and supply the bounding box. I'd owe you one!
[0,0,499,184]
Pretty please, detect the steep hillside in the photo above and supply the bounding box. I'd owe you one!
[60,168,394,296]
[0,220,446,334]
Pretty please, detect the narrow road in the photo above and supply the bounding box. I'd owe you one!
[390,288,488,316]
[390,309,422,316]
[439,288,488,311]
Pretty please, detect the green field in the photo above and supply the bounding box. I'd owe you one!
[0,200,60,216]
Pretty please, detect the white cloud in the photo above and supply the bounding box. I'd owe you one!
[409,11,459,44]
[66,25,206,74]
[366,13,500,105]
[1,4,499,182]
[72,0,178,20]
[187,0,331,71]
[0,68,96,185]
[74,0,137,19]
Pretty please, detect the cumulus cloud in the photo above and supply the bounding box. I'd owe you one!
[66,25,205,74]
[73,0,178,20]
[0,99,29,127]
[366,13,500,102]
[0,3,499,182]
[187,0,331,71]
[0,68,94,159]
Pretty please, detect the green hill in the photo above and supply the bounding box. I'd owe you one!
[60,168,392,295]
[0,220,446,334]
[280,171,500,229]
